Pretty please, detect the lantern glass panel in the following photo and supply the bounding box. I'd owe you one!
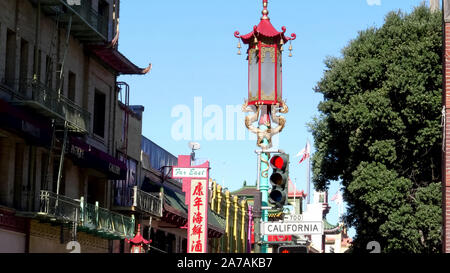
[277,51,282,102]
[261,47,275,101]
[249,48,259,103]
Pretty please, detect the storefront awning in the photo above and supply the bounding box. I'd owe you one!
[67,136,127,180]
[0,98,52,145]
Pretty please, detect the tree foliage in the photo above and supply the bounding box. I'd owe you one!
[309,6,442,253]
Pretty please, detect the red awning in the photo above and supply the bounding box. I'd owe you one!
[88,45,151,75]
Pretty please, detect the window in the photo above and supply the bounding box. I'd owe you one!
[19,39,29,94]
[68,71,76,102]
[93,90,106,138]
[319,193,325,203]
[33,48,42,81]
[87,177,105,206]
[13,143,24,209]
[5,29,16,87]
[98,0,109,18]
[98,0,110,36]
[113,154,136,207]
[45,55,53,88]
[40,152,49,191]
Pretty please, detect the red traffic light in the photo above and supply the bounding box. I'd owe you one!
[270,155,287,170]
[278,245,308,253]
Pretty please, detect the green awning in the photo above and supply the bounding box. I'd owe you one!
[323,219,342,234]
[163,185,225,233]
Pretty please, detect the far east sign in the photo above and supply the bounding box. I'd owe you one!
[172,167,208,178]
[172,156,210,253]
[262,221,323,236]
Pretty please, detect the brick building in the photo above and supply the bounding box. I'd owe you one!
[0,0,150,253]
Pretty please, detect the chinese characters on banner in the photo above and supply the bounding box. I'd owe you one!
[189,179,208,253]
[172,155,209,253]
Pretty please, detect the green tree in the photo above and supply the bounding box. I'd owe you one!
[309,6,442,253]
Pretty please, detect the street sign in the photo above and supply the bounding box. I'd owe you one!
[261,221,323,236]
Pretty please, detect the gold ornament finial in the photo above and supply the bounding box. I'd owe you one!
[261,0,269,20]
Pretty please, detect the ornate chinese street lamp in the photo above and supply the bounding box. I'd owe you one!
[235,0,295,253]
[127,224,151,253]
[235,0,295,149]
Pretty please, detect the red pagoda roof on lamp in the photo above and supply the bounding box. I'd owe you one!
[128,224,151,245]
[235,21,296,45]
[234,0,296,44]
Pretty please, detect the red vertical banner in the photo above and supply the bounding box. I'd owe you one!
[189,179,208,253]
[172,156,209,253]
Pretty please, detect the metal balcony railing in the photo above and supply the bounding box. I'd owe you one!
[38,190,80,223]
[108,209,136,239]
[16,79,90,133]
[80,199,135,240]
[30,0,109,42]
[66,0,108,39]
[80,202,98,230]
[37,191,135,240]
[132,186,163,218]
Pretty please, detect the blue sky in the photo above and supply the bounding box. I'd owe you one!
[118,0,428,238]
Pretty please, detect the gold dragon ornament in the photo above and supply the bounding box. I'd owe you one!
[242,100,289,178]
[242,99,289,149]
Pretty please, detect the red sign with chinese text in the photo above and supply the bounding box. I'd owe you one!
[172,155,209,253]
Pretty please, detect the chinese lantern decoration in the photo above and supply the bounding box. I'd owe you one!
[127,224,151,253]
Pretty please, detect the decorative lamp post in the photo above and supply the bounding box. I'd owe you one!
[127,224,151,253]
[235,0,295,253]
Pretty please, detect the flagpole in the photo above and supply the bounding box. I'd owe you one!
[293,178,296,214]
[307,140,311,205]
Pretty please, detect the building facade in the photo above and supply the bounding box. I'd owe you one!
[0,0,149,253]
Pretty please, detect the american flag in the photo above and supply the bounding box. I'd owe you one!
[331,191,343,205]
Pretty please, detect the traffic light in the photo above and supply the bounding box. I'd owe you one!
[278,245,308,253]
[268,153,289,208]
